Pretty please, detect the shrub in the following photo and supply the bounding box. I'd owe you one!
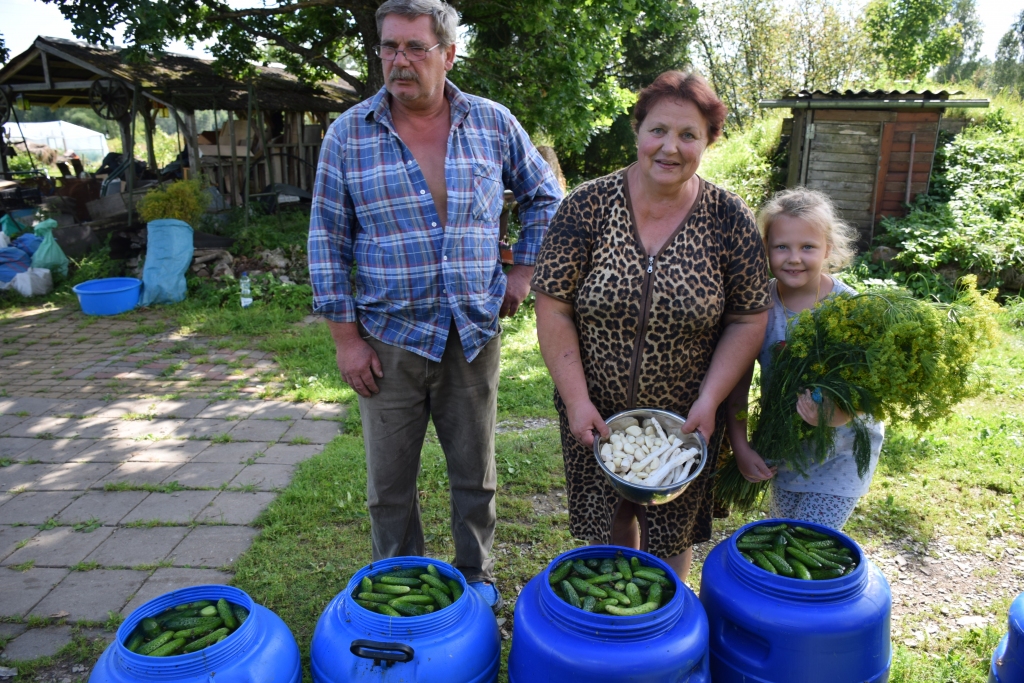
[138,179,211,227]
[699,112,786,208]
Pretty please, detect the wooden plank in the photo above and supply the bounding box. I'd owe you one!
[815,120,882,131]
[808,178,876,192]
[892,122,939,133]
[812,110,896,122]
[889,141,934,154]
[807,152,878,166]
[832,198,875,211]
[884,181,929,194]
[808,161,878,174]
[809,141,884,155]
[887,151,937,165]
[787,109,806,187]
[893,130,937,144]
[812,132,880,146]
[894,111,940,122]
[812,189,875,203]
[873,122,895,219]
[806,170,875,184]
[885,161,934,174]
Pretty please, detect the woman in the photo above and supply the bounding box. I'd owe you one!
[532,71,771,579]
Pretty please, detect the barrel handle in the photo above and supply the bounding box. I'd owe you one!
[350,639,414,667]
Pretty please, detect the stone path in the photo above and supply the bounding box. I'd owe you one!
[0,306,343,665]
[0,306,295,401]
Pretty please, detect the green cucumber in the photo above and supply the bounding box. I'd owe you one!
[427,564,441,579]
[599,559,615,575]
[750,550,777,574]
[137,631,176,655]
[630,557,641,572]
[781,530,810,553]
[762,551,795,576]
[448,580,463,602]
[354,600,379,611]
[810,567,845,580]
[594,598,619,613]
[181,628,230,654]
[790,558,812,580]
[388,595,435,605]
[630,577,652,589]
[572,560,599,579]
[387,567,429,578]
[805,551,844,569]
[614,557,633,580]
[425,587,452,608]
[581,596,597,612]
[391,603,432,616]
[360,577,373,594]
[125,631,145,652]
[803,539,837,549]
[217,599,238,629]
[739,551,756,564]
[756,523,789,533]
[785,547,823,568]
[736,542,772,550]
[561,580,581,609]
[633,569,671,586]
[605,588,631,606]
[585,572,622,585]
[625,582,642,605]
[606,601,658,616]
[173,621,222,639]
[161,616,223,631]
[793,525,831,539]
[232,606,249,624]
[586,558,601,569]
[549,560,573,584]
[379,575,422,586]
[568,576,607,598]
[148,637,186,657]
[647,582,663,607]
[814,549,855,565]
[420,574,452,595]
[358,592,395,603]
[614,581,626,591]
[141,618,161,637]
[199,606,218,617]
[372,583,411,595]
[377,604,402,617]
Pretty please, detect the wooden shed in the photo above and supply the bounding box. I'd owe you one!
[760,90,989,246]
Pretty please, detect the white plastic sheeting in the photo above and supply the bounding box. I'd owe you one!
[3,120,110,165]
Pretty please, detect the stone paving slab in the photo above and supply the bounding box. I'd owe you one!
[1,626,72,661]
[0,567,69,617]
[2,526,114,568]
[281,419,342,444]
[172,418,235,439]
[75,440,143,463]
[258,443,322,465]
[0,398,62,417]
[0,416,26,434]
[121,568,233,616]
[1,417,73,439]
[0,492,78,524]
[191,442,271,463]
[227,419,291,442]
[56,491,149,525]
[248,401,309,420]
[0,525,39,562]
[303,404,347,420]
[169,526,258,568]
[121,491,219,525]
[230,464,295,491]
[22,463,119,491]
[95,462,184,488]
[17,438,97,463]
[0,437,40,458]
[0,493,10,508]
[33,569,148,622]
[149,400,211,419]
[0,622,29,641]
[127,440,209,463]
[85,526,190,568]
[196,401,263,419]
[167,462,245,489]
[45,399,108,417]
[196,492,276,525]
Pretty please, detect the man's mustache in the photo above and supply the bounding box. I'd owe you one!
[390,68,419,82]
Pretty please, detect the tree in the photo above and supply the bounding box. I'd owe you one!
[4,0,697,154]
[863,0,966,80]
[992,11,1024,96]
[933,0,982,83]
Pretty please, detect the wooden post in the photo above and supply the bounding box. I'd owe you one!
[227,109,239,208]
[786,109,806,188]
[904,133,916,205]
[185,111,201,179]
[142,103,158,172]
[257,108,276,189]
[243,81,254,227]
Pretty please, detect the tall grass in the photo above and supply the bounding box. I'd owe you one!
[700,110,786,208]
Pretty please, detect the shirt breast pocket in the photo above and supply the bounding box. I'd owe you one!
[472,162,504,223]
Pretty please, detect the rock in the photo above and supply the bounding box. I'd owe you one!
[0,667,17,679]
[213,262,235,280]
[195,267,211,278]
[871,246,899,264]
[956,615,986,627]
[895,554,906,567]
[259,248,289,270]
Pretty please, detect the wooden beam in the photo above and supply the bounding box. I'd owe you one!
[40,52,52,89]
[873,122,895,221]
[786,109,806,188]
[0,49,40,83]
[8,80,98,92]
[812,110,896,122]
[49,95,73,110]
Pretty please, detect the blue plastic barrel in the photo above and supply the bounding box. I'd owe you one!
[508,545,710,682]
[72,277,141,316]
[700,519,891,683]
[990,591,1024,683]
[89,584,301,683]
[310,556,500,682]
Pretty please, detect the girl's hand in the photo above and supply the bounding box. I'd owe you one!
[566,399,610,447]
[796,390,851,427]
[733,444,776,482]
[682,394,716,442]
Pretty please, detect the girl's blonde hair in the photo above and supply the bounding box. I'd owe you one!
[756,188,859,273]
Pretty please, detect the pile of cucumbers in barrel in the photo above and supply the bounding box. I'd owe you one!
[737,523,858,580]
[353,564,463,617]
[549,552,674,616]
[124,599,248,656]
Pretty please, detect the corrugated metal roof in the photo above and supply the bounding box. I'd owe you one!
[785,89,963,100]
[0,36,360,113]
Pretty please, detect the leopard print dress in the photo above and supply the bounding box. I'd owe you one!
[532,168,771,557]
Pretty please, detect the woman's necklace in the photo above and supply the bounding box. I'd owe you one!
[778,275,823,314]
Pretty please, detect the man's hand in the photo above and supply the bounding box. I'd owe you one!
[500,265,534,318]
[328,322,383,398]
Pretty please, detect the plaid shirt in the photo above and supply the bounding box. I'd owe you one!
[308,81,563,362]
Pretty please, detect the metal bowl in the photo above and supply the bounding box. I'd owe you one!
[593,408,708,506]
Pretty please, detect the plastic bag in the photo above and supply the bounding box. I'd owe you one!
[0,232,10,248]
[0,246,31,283]
[140,218,194,306]
[1,214,23,238]
[13,233,43,257]
[31,219,69,278]
[0,267,52,297]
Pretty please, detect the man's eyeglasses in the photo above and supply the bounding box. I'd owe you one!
[374,44,441,62]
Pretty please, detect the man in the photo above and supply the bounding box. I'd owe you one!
[308,0,562,613]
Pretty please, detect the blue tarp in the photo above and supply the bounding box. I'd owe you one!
[0,247,32,283]
[13,233,43,257]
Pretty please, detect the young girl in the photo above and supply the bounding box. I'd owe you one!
[725,188,885,531]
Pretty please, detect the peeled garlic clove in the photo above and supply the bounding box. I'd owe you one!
[625,425,643,437]
[630,461,644,472]
[649,457,661,470]
[601,443,613,457]
[623,443,636,455]
[610,433,623,444]
[612,441,624,452]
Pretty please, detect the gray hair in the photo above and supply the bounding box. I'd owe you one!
[375,0,459,47]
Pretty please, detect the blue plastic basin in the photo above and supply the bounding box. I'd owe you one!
[310,556,500,683]
[700,519,892,683]
[72,277,141,316]
[990,591,1024,682]
[508,545,710,682]
[89,584,301,683]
